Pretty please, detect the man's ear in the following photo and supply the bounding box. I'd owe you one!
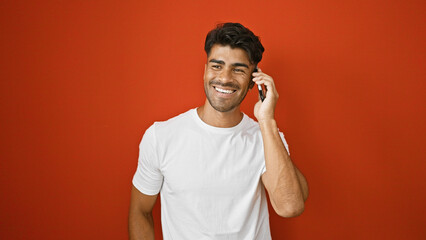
[249,79,255,89]
[248,65,257,89]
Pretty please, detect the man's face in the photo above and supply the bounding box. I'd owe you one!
[203,44,255,112]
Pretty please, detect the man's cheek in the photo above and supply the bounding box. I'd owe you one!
[205,74,214,83]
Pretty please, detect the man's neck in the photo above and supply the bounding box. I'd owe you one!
[197,100,243,128]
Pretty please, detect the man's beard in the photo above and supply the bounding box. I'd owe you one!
[204,80,249,112]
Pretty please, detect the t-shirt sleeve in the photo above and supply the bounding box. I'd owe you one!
[261,130,290,175]
[279,131,290,155]
[132,124,164,195]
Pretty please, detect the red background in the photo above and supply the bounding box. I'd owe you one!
[1,0,425,239]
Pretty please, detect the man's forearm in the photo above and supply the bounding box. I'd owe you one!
[259,119,308,217]
[128,212,155,240]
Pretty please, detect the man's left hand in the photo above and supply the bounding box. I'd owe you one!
[252,68,279,122]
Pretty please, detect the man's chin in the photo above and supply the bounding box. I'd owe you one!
[207,99,238,113]
[212,106,236,113]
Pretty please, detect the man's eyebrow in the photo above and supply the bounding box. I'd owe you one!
[231,63,249,68]
[209,59,249,68]
[209,59,225,64]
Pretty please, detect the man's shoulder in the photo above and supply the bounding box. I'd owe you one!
[242,113,261,132]
[150,108,196,133]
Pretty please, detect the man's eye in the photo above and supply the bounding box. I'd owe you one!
[234,69,245,73]
[212,65,221,69]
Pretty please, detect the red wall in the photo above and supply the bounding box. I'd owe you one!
[1,0,425,239]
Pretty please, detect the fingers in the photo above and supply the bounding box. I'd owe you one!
[252,75,276,92]
[251,70,278,98]
[252,69,271,83]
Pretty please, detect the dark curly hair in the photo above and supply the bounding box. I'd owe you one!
[204,23,265,65]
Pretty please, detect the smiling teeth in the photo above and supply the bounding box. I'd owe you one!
[215,87,234,94]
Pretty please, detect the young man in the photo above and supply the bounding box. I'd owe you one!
[128,22,308,240]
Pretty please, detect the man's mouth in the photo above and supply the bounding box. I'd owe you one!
[213,86,236,94]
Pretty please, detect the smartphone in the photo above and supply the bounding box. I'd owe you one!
[252,68,265,101]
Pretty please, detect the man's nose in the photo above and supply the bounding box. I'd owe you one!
[218,69,232,83]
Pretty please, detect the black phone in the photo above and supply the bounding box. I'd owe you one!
[252,68,265,101]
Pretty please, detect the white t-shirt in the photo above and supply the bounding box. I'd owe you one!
[132,108,290,240]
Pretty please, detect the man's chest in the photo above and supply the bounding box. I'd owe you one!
[159,132,265,195]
